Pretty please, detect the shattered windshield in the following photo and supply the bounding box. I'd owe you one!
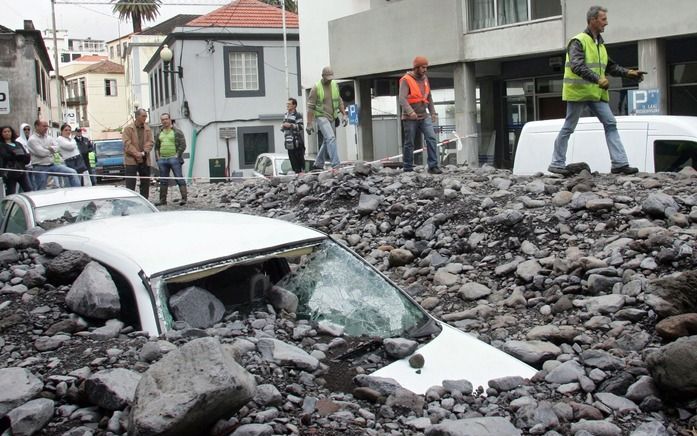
[35,198,155,230]
[277,240,429,338]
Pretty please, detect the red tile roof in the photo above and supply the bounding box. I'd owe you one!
[186,0,299,29]
[72,55,109,62]
[72,60,124,75]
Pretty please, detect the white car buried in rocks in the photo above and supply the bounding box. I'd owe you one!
[38,211,535,394]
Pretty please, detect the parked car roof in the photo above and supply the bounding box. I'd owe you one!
[39,210,325,276]
[0,186,158,234]
[16,186,146,208]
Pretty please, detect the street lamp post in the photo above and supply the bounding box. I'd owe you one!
[160,45,183,78]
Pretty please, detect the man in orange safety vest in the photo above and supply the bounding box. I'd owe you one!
[398,56,442,174]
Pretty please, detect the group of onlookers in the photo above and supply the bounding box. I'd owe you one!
[0,120,94,195]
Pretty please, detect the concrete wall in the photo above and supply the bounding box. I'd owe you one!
[328,0,462,76]
[148,34,300,178]
[463,18,564,61]
[298,0,371,85]
[563,0,697,44]
[0,33,52,130]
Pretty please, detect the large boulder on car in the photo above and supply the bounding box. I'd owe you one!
[129,337,255,435]
[65,261,121,320]
[45,250,92,284]
[169,286,225,329]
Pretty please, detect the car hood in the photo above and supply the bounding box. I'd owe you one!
[370,323,537,395]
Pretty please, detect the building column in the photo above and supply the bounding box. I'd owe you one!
[638,39,668,114]
[454,62,479,166]
[356,79,374,161]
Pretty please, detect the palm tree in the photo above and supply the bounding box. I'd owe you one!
[111,0,162,33]
[260,0,297,14]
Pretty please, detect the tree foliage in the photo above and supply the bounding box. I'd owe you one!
[111,0,162,33]
[260,0,297,14]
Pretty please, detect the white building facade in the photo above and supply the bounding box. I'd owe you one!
[143,0,301,180]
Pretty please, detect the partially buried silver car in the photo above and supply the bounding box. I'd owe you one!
[38,210,535,394]
[0,186,157,233]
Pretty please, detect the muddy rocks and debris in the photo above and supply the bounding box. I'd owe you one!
[0,164,696,435]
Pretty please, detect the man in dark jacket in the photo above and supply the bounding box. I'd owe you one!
[73,127,95,185]
[282,98,305,173]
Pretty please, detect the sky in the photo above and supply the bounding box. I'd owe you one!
[2,0,230,41]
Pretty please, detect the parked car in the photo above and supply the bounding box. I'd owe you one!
[38,210,536,394]
[0,186,158,233]
[94,139,125,182]
[253,153,314,178]
[513,115,697,175]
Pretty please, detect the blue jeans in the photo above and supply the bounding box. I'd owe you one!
[403,117,439,170]
[314,117,340,168]
[551,101,630,169]
[33,164,80,190]
[158,157,185,187]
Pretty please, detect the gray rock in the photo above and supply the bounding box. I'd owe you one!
[644,271,697,318]
[383,338,418,359]
[503,340,561,365]
[353,375,402,396]
[434,269,459,286]
[257,338,319,370]
[129,337,256,436]
[442,379,473,395]
[34,334,70,352]
[357,193,381,215]
[85,368,141,411]
[629,421,668,436]
[489,210,524,226]
[625,376,659,403]
[516,259,541,282]
[581,350,624,370]
[459,282,492,300]
[545,360,584,384]
[265,285,298,313]
[416,220,437,240]
[570,419,621,436]
[90,319,124,340]
[646,335,697,397]
[389,248,415,267]
[231,424,274,436]
[425,416,522,435]
[642,193,679,218]
[252,384,282,406]
[46,250,91,285]
[169,286,225,329]
[7,398,54,436]
[385,387,425,413]
[0,368,43,416]
[595,392,640,414]
[488,376,524,392]
[65,261,120,319]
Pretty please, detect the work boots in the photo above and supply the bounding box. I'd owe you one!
[157,187,167,206]
[179,185,188,206]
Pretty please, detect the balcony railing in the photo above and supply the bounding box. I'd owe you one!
[65,95,87,106]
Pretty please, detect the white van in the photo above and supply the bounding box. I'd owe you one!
[512,115,697,175]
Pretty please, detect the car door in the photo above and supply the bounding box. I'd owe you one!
[0,199,13,233]
[3,200,30,234]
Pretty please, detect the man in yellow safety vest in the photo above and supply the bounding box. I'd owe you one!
[549,5,645,176]
[306,66,346,170]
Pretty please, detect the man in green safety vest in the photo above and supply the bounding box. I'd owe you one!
[548,5,646,176]
[306,66,346,170]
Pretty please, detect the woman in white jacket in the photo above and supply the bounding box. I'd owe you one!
[56,123,87,184]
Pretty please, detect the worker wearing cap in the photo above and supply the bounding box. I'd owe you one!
[399,56,442,174]
[306,66,346,170]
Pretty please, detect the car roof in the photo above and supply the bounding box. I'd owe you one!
[39,210,326,276]
[257,153,291,161]
[7,186,151,209]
